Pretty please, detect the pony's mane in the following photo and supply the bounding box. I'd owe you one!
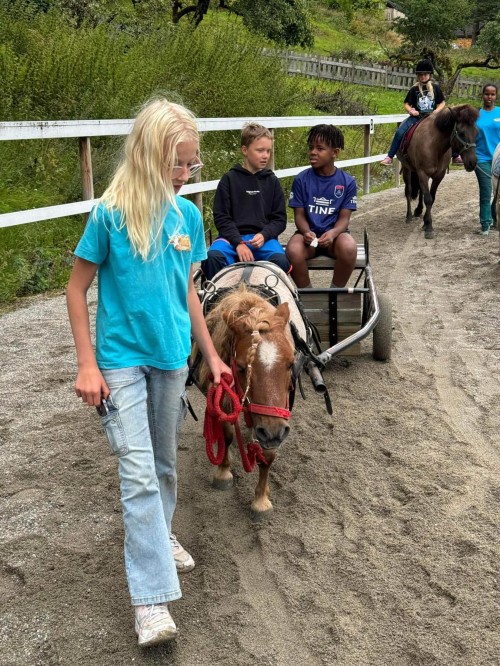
[193,285,279,387]
[435,104,479,132]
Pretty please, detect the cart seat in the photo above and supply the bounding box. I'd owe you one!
[306,243,366,270]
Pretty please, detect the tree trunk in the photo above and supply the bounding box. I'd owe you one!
[471,21,480,46]
[193,0,210,26]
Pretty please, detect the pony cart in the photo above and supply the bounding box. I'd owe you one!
[190,230,391,517]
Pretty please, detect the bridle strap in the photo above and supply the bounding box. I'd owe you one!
[230,356,292,421]
[246,403,292,419]
[451,126,476,153]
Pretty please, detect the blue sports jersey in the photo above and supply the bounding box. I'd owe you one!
[75,197,207,370]
[288,167,357,235]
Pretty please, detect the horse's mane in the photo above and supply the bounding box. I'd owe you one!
[434,104,479,132]
[193,285,281,387]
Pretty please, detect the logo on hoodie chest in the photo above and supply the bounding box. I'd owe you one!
[246,190,261,196]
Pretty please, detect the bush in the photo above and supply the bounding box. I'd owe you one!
[0,6,303,303]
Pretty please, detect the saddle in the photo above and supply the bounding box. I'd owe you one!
[401,118,426,155]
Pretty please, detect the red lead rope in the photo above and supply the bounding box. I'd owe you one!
[203,372,268,472]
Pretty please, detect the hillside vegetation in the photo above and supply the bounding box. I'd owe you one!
[0,0,486,303]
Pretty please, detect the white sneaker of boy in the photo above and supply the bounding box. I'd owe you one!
[135,604,178,647]
[170,534,195,573]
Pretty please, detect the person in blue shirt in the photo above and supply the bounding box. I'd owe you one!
[286,124,357,288]
[66,97,231,648]
[474,84,500,235]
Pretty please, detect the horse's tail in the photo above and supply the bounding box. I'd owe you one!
[410,171,420,200]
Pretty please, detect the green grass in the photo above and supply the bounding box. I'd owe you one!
[1,1,492,304]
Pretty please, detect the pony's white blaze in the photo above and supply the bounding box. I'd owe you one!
[258,339,279,371]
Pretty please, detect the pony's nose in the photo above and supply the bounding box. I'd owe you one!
[465,158,477,173]
[255,423,290,448]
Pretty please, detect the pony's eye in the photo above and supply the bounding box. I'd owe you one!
[237,365,246,374]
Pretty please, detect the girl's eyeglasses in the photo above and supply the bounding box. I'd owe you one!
[172,162,204,178]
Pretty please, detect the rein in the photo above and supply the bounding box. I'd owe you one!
[203,367,291,473]
[203,372,268,472]
[203,323,293,473]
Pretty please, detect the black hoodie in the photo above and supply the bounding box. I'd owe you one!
[212,164,287,247]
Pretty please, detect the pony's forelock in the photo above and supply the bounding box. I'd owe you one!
[452,104,480,124]
[193,286,289,387]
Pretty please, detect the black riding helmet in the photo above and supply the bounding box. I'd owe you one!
[415,59,433,74]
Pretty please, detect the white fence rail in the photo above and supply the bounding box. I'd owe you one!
[0,114,406,229]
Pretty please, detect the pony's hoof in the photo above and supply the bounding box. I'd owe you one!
[250,506,274,523]
[424,229,435,239]
[211,476,234,491]
[405,217,413,225]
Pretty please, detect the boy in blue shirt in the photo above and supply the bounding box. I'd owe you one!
[286,124,357,288]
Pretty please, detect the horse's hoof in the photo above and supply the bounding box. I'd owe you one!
[424,230,435,239]
[211,476,234,491]
[250,506,273,523]
[405,217,413,225]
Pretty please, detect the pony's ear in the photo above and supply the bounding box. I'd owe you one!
[274,302,290,326]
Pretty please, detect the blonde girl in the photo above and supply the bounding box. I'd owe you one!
[380,59,446,166]
[66,96,231,647]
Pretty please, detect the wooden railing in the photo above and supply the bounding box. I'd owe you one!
[269,50,493,99]
[0,113,407,229]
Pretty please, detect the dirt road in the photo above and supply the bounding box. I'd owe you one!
[1,170,499,666]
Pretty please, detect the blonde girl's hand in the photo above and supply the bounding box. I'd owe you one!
[75,365,109,407]
[208,358,233,387]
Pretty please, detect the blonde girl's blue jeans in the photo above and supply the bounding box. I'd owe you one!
[99,365,189,606]
[474,162,497,231]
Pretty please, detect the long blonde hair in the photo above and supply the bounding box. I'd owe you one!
[417,79,434,100]
[98,96,199,260]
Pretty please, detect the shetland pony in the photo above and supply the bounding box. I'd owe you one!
[194,285,296,518]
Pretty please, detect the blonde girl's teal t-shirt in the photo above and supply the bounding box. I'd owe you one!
[75,197,207,370]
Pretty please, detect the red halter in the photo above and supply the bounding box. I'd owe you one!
[230,356,292,425]
[203,359,291,474]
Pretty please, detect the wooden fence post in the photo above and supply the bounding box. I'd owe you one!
[363,123,371,195]
[78,137,94,220]
[193,171,203,215]
[269,128,276,171]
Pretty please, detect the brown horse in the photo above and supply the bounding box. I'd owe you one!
[398,104,479,239]
[194,285,296,519]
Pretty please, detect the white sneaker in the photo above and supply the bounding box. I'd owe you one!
[170,534,195,573]
[135,604,178,647]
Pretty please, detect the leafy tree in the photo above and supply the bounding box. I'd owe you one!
[394,0,472,52]
[477,12,500,59]
[233,0,313,47]
[171,0,314,47]
[469,0,498,45]
[393,0,500,95]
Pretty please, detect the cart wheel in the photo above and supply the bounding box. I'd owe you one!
[373,294,392,361]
